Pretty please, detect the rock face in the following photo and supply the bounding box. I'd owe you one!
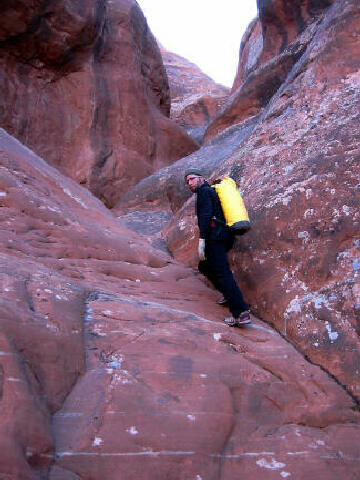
[117,0,360,404]
[114,122,256,215]
[160,46,229,144]
[0,0,198,208]
[1,128,359,479]
[204,0,335,140]
[232,18,263,93]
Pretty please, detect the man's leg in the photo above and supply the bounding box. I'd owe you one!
[198,259,224,294]
[205,240,248,318]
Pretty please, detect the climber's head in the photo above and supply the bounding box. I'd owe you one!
[184,168,205,193]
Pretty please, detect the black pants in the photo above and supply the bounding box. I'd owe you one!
[198,234,248,318]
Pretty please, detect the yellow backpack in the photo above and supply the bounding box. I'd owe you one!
[212,177,251,235]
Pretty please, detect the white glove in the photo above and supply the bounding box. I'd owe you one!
[198,238,206,261]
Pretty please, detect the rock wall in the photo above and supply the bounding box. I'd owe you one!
[0,0,198,207]
[160,46,229,144]
[117,0,360,402]
[233,0,335,95]
[1,127,359,480]
[0,128,198,478]
[1,0,360,478]
[204,0,336,141]
[232,17,263,93]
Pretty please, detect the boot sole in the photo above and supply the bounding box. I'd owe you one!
[236,319,251,326]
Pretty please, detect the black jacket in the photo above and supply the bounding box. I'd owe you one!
[196,182,226,239]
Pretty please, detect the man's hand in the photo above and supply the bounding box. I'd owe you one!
[198,238,206,261]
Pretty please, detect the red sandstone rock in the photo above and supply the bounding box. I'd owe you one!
[53,292,359,480]
[257,0,335,65]
[0,127,200,477]
[1,0,360,478]
[233,0,335,95]
[1,128,359,478]
[113,117,258,216]
[0,333,53,479]
[119,0,360,402]
[232,18,263,93]
[204,0,336,141]
[160,46,229,143]
[0,0,198,208]
[160,0,360,402]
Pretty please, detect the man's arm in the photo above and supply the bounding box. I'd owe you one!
[197,187,213,239]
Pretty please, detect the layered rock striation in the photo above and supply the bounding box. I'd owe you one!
[0,0,198,208]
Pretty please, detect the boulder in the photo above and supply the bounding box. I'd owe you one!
[0,0,198,208]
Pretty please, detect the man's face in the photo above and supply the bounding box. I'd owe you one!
[185,175,203,192]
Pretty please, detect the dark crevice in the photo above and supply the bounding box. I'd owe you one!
[49,288,93,475]
[89,3,114,200]
[245,358,285,382]
[24,278,35,312]
[307,0,333,17]
[0,364,4,400]
[217,386,238,480]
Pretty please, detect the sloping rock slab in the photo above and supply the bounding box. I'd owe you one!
[52,292,359,479]
[1,130,359,479]
[0,128,186,477]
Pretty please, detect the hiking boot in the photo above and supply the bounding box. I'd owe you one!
[217,296,228,306]
[223,311,251,327]
[237,310,251,325]
[223,316,238,327]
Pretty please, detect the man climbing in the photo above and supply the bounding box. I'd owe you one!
[184,168,251,326]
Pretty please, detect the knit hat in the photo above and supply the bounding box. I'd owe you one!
[184,167,204,179]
